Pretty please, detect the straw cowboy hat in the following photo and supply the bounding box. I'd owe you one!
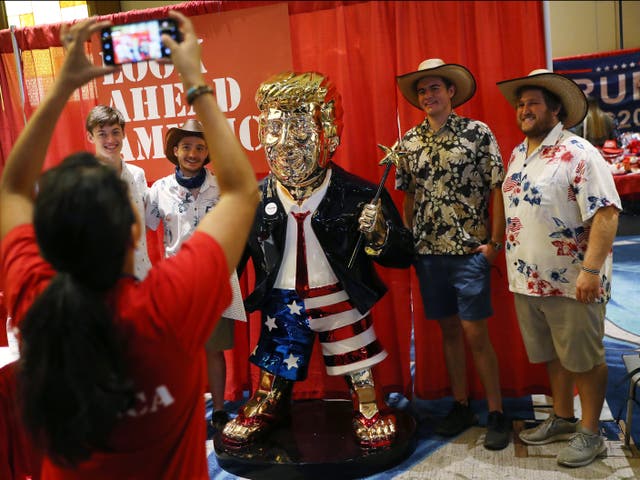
[497,69,588,129]
[396,58,477,110]
[164,119,210,165]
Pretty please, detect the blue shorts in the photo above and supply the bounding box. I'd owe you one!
[414,253,493,321]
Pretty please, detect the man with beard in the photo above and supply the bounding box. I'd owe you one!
[221,71,413,449]
[497,69,621,467]
[146,120,246,431]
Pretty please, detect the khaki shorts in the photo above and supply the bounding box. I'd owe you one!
[205,317,235,352]
[513,293,605,373]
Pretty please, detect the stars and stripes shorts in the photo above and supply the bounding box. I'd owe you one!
[249,284,387,381]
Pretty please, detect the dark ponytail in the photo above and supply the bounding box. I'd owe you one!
[18,153,136,466]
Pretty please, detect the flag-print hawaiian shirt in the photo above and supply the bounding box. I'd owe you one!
[502,122,622,302]
[395,113,504,255]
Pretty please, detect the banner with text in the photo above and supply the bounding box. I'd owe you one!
[89,3,292,182]
[554,48,640,135]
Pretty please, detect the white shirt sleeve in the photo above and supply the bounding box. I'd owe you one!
[145,181,162,231]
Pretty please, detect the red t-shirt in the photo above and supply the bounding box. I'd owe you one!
[1,224,232,480]
[0,362,42,480]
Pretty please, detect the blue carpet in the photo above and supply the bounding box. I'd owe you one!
[206,235,640,479]
[607,235,640,340]
[602,235,640,448]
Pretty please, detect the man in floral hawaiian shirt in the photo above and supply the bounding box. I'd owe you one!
[395,59,508,450]
[497,69,621,468]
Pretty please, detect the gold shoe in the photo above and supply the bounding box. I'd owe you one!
[222,370,292,447]
[346,367,397,449]
[352,410,397,449]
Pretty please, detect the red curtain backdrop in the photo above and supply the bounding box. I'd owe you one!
[0,1,550,402]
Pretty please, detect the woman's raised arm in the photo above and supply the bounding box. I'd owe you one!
[0,18,116,238]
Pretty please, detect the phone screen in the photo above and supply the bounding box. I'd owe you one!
[101,18,181,66]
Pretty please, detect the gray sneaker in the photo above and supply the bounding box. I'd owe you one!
[557,429,607,467]
[519,414,577,445]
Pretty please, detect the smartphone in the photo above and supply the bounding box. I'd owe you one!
[101,18,181,66]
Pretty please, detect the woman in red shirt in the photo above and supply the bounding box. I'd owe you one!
[0,12,258,479]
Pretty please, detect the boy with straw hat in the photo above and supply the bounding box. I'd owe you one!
[396,58,509,450]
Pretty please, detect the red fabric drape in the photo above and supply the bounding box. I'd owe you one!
[286,0,551,400]
[0,45,99,170]
[0,1,551,407]
[0,293,7,347]
[0,54,26,169]
[391,1,551,399]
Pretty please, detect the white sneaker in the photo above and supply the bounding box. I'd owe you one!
[557,427,607,467]
[519,414,577,445]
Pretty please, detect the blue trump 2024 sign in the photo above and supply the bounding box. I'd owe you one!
[554,48,640,134]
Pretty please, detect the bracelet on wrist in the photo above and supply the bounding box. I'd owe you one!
[581,265,600,275]
[489,240,503,252]
[186,85,213,105]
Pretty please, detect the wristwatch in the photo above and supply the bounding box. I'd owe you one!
[489,240,503,252]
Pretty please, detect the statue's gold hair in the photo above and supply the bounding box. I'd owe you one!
[256,71,343,141]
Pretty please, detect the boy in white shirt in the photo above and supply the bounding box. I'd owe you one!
[86,106,152,280]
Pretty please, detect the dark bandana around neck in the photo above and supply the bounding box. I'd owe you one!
[175,166,206,189]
